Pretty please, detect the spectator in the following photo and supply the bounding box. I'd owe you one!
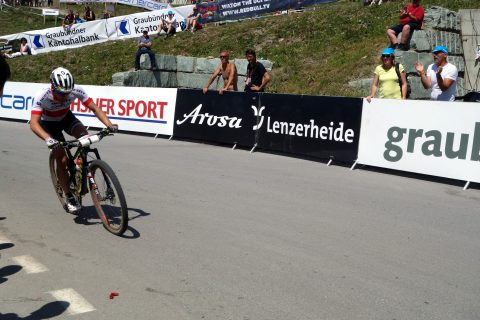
[387,0,424,51]
[83,6,95,21]
[0,55,10,96]
[159,10,177,38]
[366,47,407,102]
[102,10,111,19]
[414,45,458,101]
[62,10,75,30]
[5,37,32,58]
[203,50,238,95]
[134,30,159,71]
[187,7,202,33]
[74,12,84,24]
[244,49,270,92]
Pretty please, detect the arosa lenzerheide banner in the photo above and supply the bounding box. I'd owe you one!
[199,0,337,23]
[357,99,480,183]
[256,94,363,162]
[0,82,176,136]
[174,89,257,147]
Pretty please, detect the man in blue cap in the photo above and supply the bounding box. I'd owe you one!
[414,45,458,101]
[159,10,177,38]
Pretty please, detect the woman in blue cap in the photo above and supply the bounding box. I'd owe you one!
[367,47,407,102]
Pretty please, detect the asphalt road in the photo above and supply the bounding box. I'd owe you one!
[0,119,479,320]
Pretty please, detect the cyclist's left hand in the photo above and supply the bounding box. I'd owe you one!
[108,124,119,133]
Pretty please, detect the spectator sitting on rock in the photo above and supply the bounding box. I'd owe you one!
[203,50,238,95]
[158,10,177,38]
[134,30,159,71]
[386,0,424,51]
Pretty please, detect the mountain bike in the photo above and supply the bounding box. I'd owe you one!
[48,128,128,236]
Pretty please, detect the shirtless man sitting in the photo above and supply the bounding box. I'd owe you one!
[203,50,238,95]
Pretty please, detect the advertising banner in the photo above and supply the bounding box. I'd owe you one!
[1,20,108,54]
[198,0,337,24]
[60,0,170,11]
[357,99,480,183]
[0,82,176,136]
[105,8,186,39]
[1,8,187,54]
[174,89,257,146]
[256,94,363,162]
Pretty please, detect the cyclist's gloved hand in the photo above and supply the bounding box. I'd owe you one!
[45,137,59,149]
[108,124,118,133]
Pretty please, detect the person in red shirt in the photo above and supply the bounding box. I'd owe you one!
[387,0,424,51]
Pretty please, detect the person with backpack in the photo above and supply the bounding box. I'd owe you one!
[367,47,407,102]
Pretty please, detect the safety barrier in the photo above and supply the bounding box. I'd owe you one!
[1,81,479,186]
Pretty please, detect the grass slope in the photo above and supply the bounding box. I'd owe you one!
[1,0,479,97]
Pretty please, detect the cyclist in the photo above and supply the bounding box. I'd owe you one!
[30,67,117,213]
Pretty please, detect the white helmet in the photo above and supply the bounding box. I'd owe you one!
[50,67,74,94]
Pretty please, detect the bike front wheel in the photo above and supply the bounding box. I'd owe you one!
[49,151,68,213]
[88,160,128,236]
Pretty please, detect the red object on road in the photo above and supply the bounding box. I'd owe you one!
[109,292,119,299]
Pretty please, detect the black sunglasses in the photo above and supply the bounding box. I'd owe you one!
[381,54,393,58]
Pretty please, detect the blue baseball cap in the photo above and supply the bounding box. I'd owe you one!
[381,48,395,56]
[168,10,173,15]
[432,45,448,54]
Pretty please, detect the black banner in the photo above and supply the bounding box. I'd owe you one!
[255,94,363,162]
[197,0,337,24]
[174,89,257,147]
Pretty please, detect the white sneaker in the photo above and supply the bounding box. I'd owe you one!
[66,196,81,213]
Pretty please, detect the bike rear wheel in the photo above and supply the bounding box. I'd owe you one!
[88,160,128,236]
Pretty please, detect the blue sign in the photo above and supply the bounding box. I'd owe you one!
[32,35,44,49]
[116,20,131,36]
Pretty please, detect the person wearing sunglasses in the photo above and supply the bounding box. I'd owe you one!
[367,47,407,103]
[414,45,458,101]
[29,67,117,213]
[203,50,238,95]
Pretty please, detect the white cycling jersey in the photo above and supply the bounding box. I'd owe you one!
[31,85,93,121]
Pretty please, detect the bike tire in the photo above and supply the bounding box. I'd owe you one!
[88,160,128,236]
[49,151,69,213]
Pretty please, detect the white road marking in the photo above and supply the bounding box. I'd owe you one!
[49,288,96,315]
[11,255,49,274]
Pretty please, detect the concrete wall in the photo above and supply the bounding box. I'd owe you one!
[112,54,273,91]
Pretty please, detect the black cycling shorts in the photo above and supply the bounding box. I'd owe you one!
[41,111,84,142]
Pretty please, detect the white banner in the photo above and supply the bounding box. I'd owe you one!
[357,99,480,183]
[1,20,108,54]
[105,8,185,39]
[0,82,176,135]
[60,0,170,11]
[1,8,187,54]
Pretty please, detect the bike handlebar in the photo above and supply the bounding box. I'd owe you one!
[59,128,113,149]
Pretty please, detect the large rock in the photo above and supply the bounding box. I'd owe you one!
[423,6,461,31]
